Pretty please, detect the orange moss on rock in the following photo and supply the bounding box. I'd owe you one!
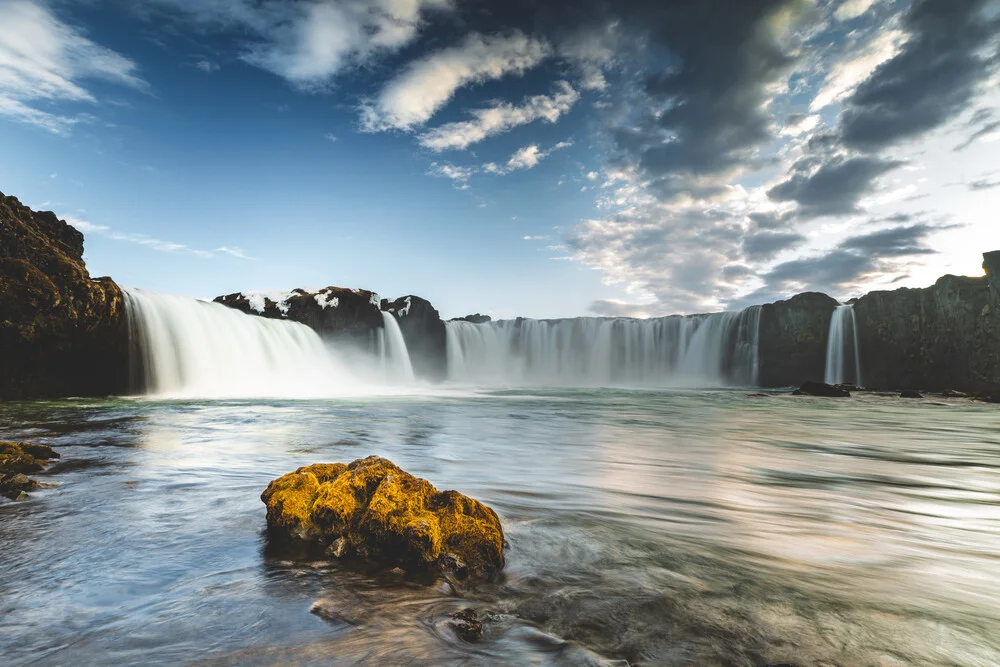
[0,441,59,500]
[261,456,504,579]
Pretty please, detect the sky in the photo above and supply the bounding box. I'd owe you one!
[1,0,999,319]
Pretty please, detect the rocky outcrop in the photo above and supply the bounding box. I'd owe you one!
[451,314,492,324]
[383,296,447,381]
[0,192,129,399]
[215,287,449,381]
[757,293,839,388]
[262,455,505,579]
[852,268,999,392]
[794,381,850,398]
[0,442,59,500]
[214,287,383,346]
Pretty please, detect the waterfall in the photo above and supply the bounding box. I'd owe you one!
[824,304,863,386]
[378,311,415,384]
[123,288,397,398]
[445,306,762,387]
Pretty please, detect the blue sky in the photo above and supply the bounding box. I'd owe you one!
[2,0,999,319]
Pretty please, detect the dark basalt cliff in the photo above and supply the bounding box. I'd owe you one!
[0,192,129,399]
[214,287,384,344]
[214,287,449,381]
[757,292,839,388]
[851,264,999,392]
[382,296,447,382]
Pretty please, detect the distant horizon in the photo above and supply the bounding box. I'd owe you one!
[2,0,999,320]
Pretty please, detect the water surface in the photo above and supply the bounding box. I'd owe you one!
[1,390,998,665]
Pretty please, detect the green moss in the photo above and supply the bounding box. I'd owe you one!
[261,456,505,578]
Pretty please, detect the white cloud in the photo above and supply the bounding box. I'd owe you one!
[361,31,550,131]
[194,58,219,72]
[324,132,337,142]
[834,0,878,21]
[810,30,903,112]
[426,161,476,188]
[417,80,579,151]
[61,214,250,260]
[0,0,145,133]
[241,0,452,90]
[216,246,256,260]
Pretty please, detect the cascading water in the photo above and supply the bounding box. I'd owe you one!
[824,304,863,386]
[378,311,416,384]
[123,288,414,398]
[445,306,762,387]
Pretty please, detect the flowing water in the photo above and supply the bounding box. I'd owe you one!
[824,305,863,387]
[445,307,762,387]
[2,390,999,666]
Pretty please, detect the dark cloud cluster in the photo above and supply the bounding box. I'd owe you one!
[767,156,906,217]
[839,0,1000,151]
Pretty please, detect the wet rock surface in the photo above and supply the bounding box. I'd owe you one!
[795,381,851,397]
[262,456,505,579]
[0,441,59,500]
[0,192,129,399]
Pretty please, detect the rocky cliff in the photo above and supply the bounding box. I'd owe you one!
[0,192,129,399]
[214,287,448,381]
[851,264,999,391]
[757,292,839,388]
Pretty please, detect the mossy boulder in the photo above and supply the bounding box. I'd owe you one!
[262,456,504,579]
[0,442,59,500]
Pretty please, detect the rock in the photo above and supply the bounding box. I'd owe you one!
[0,192,130,399]
[0,442,58,500]
[900,390,923,399]
[382,296,447,382]
[451,314,491,324]
[852,257,1000,392]
[746,393,769,398]
[214,287,384,344]
[261,456,505,579]
[757,293,839,388]
[796,381,850,398]
[448,608,484,642]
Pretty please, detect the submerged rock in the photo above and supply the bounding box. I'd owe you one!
[900,390,923,399]
[261,456,505,579]
[0,442,59,500]
[795,381,851,398]
[448,608,484,642]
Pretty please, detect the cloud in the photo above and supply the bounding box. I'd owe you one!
[969,178,1000,191]
[416,81,579,151]
[484,140,572,175]
[754,222,943,299]
[588,299,655,318]
[361,31,550,131]
[324,132,337,142]
[216,246,256,260]
[767,156,906,217]
[194,58,219,72]
[742,231,806,261]
[61,214,249,260]
[240,0,452,90]
[838,0,1000,150]
[0,0,145,133]
[834,0,879,21]
[809,29,902,112]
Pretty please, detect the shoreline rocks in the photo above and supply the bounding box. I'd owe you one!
[794,381,851,398]
[0,442,60,500]
[261,456,504,579]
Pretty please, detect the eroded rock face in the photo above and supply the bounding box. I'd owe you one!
[0,193,130,399]
[262,456,505,579]
[214,287,384,345]
[758,293,839,388]
[0,442,59,500]
[382,296,447,382]
[853,269,1000,392]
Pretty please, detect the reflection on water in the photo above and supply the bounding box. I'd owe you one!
[1,391,999,665]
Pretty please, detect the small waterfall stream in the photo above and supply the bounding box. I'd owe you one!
[824,304,863,386]
[378,312,415,383]
[445,306,762,387]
